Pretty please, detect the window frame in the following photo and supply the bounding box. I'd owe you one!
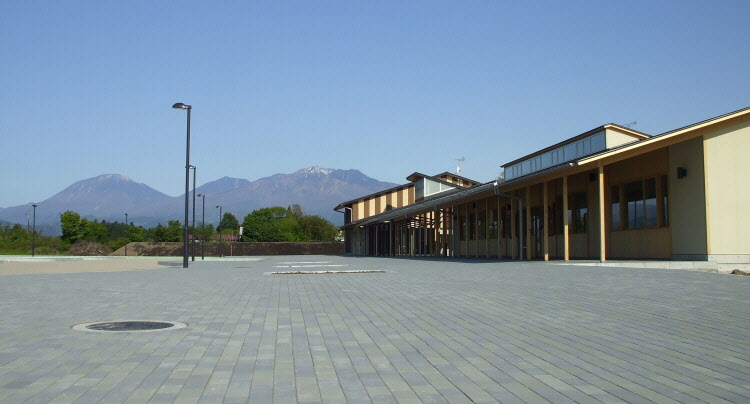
[610,175,669,231]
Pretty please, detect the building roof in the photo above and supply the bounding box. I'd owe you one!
[333,182,414,211]
[501,124,650,168]
[343,182,497,228]
[500,105,750,186]
[405,172,465,189]
[577,105,750,166]
[433,171,480,185]
[334,171,477,211]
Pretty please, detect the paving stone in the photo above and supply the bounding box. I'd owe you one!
[0,256,748,403]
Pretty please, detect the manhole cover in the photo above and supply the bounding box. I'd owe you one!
[73,320,187,333]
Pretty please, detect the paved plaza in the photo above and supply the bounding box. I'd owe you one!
[0,256,748,403]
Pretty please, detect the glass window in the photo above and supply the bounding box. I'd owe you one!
[489,209,499,239]
[541,152,551,169]
[478,211,486,239]
[563,144,576,161]
[503,207,511,238]
[424,179,440,196]
[591,131,606,152]
[469,213,476,240]
[645,178,657,227]
[611,186,620,230]
[568,192,587,233]
[624,180,644,229]
[459,215,466,241]
[582,137,591,155]
[547,204,555,236]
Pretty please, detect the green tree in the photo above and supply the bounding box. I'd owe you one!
[242,206,304,242]
[148,221,182,242]
[195,223,215,241]
[166,220,183,241]
[81,219,108,243]
[127,225,149,242]
[298,215,339,241]
[219,212,239,234]
[60,211,83,244]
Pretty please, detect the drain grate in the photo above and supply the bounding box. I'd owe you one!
[73,320,187,333]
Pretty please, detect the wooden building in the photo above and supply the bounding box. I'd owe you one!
[336,107,750,271]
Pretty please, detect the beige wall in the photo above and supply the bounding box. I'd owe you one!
[349,185,416,222]
[703,119,750,255]
[669,137,708,257]
[606,128,641,148]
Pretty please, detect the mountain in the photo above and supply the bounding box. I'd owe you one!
[195,176,251,195]
[0,168,398,235]
[200,167,398,224]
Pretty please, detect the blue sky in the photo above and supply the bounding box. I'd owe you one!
[2,1,748,208]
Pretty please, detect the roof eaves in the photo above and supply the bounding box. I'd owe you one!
[347,182,497,227]
[576,105,750,165]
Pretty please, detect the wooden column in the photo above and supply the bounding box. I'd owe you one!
[484,198,492,259]
[474,202,479,258]
[598,164,607,262]
[543,181,549,261]
[526,187,532,260]
[563,175,570,261]
[510,198,517,259]
[497,195,504,259]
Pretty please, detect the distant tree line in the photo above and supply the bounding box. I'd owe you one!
[1,204,340,255]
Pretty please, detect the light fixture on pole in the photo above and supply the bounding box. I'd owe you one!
[189,165,197,261]
[172,102,192,268]
[216,205,223,257]
[197,193,205,260]
[31,204,37,257]
[124,213,128,257]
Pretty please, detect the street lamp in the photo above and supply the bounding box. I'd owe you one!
[189,165,197,261]
[31,204,37,257]
[172,102,192,268]
[124,213,128,257]
[197,193,205,260]
[216,205,223,257]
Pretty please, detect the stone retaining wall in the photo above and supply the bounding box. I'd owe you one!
[112,242,344,257]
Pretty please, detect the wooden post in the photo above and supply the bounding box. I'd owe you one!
[485,198,489,258]
[563,175,570,261]
[510,198,517,260]
[526,187,531,260]
[598,164,606,262]
[543,181,549,261]
[497,195,507,259]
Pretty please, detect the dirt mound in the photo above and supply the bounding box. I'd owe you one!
[68,241,112,256]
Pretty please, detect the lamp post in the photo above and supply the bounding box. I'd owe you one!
[189,165,197,261]
[124,213,128,257]
[31,204,37,257]
[216,205,223,257]
[197,193,205,260]
[172,102,192,268]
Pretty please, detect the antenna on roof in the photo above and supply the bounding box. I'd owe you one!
[456,157,465,174]
[624,121,637,128]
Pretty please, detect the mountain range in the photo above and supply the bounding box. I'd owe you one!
[0,167,398,235]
